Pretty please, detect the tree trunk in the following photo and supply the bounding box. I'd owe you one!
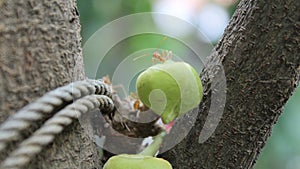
[0,0,299,169]
[160,0,300,168]
[0,0,100,168]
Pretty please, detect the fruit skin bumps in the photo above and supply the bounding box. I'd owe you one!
[136,60,203,124]
[103,154,173,169]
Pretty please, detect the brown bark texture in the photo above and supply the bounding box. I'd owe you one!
[0,0,100,169]
[160,0,300,169]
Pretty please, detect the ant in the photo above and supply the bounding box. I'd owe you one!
[151,36,173,64]
[104,37,174,113]
[133,36,174,64]
[102,75,146,113]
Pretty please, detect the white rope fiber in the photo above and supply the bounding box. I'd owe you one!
[0,94,114,169]
[0,79,111,152]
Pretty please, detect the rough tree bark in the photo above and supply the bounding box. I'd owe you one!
[0,0,100,168]
[0,0,299,169]
[160,0,300,169]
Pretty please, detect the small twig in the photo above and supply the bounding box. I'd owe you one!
[139,131,166,157]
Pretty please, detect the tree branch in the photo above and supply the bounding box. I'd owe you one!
[160,0,300,168]
[0,0,99,168]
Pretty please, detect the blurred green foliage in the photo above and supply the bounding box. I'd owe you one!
[77,1,300,168]
[78,0,152,44]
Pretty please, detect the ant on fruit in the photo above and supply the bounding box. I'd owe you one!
[102,75,147,113]
[100,36,177,136]
[132,36,174,112]
[104,36,174,117]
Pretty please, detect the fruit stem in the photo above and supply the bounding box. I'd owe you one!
[161,111,177,124]
[139,131,166,157]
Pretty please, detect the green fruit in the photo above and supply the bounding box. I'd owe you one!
[103,154,173,169]
[136,60,203,124]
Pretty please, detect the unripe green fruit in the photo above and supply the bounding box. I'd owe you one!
[136,60,203,124]
[103,154,172,169]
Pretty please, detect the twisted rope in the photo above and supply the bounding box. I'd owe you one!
[1,94,114,169]
[0,79,111,152]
